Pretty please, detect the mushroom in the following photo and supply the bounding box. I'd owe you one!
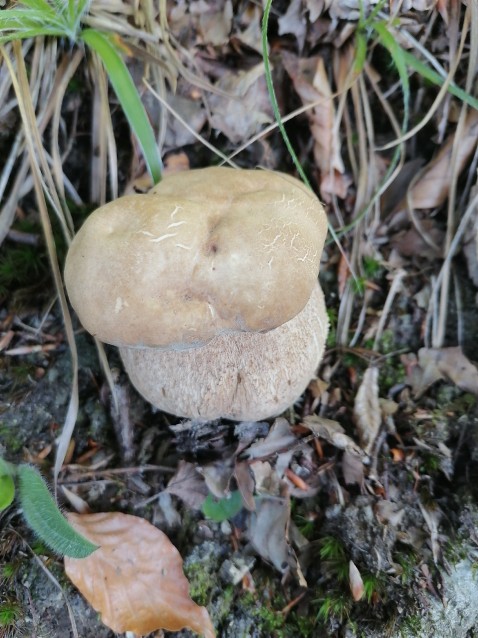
[64,167,329,421]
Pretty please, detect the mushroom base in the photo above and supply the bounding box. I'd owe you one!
[120,283,329,421]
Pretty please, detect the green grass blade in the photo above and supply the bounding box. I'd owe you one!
[354,30,368,74]
[372,21,410,131]
[261,0,311,189]
[0,7,68,42]
[400,47,478,111]
[81,28,163,184]
[12,0,54,11]
[261,0,352,263]
[18,465,98,558]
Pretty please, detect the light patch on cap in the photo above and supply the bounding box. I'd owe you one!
[115,297,129,314]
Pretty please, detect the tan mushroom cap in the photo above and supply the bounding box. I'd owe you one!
[120,283,328,421]
[64,167,327,349]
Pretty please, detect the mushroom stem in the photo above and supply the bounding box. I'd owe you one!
[119,283,328,421]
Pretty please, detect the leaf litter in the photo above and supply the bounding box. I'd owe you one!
[2,1,478,636]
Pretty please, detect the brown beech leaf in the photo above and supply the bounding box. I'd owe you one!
[408,110,478,209]
[302,414,364,456]
[166,460,209,510]
[282,52,348,201]
[354,367,381,455]
[64,512,215,638]
[247,495,307,586]
[410,347,478,398]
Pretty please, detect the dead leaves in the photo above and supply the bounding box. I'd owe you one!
[64,512,215,638]
[247,496,307,586]
[408,110,478,210]
[354,367,381,456]
[208,63,273,143]
[407,346,478,397]
[282,52,349,201]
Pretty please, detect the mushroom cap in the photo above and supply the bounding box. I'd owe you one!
[64,167,327,349]
[119,282,328,421]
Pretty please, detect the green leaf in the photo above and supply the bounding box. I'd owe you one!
[202,490,244,522]
[0,474,15,511]
[81,29,163,184]
[17,465,98,558]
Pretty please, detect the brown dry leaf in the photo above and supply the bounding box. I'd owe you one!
[247,495,307,586]
[234,4,263,53]
[302,414,364,455]
[342,449,364,486]
[408,110,478,209]
[195,0,233,46]
[166,460,209,510]
[390,219,445,259]
[278,0,307,50]
[375,500,405,527]
[243,417,296,461]
[349,560,365,601]
[199,459,235,499]
[208,63,273,143]
[65,512,215,638]
[463,207,478,286]
[354,367,381,455]
[418,500,441,563]
[164,94,207,149]
[410,347,478,398]
[234,460,256,511]
[250,460,282,496]
[337,250,351,298]
[282,52,348,201]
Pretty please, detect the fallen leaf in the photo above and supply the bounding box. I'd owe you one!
[354,367,381,455]
[375,500,405,527]
[410,347,478,397]
[199,460,235,499]
[282,52,348,201]
[278,0,307,50]
[196,0,233,46]
[342,449,364,486]
[247,495,307,586]
[302,414,365,455]
[463,209,478,286]
[166,460,209,510]
[208,63,273,143]
[408,110,478,209]
[243,417,296,461]
[233,4,263,53]
[390,219,445,259]
[250,460,282,496]
[65,512,215,637]
[349,560,364,601]
[418,500,441,563]
[164,94,207,149]
[234,460,256,511]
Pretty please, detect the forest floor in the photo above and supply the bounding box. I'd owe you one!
[1,2,478,637]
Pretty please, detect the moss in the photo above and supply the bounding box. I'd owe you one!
[251,601,288,638]
[400,613,423,636]
[0,424,24,455]
[183,542,223,607]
